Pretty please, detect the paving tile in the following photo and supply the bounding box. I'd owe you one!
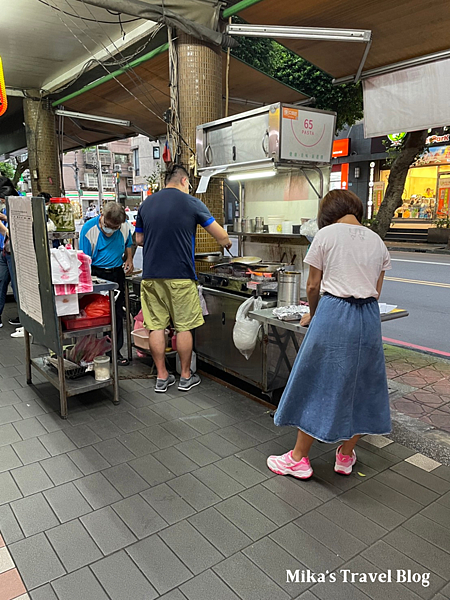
[141,483,196,524]
[303,459,361,491]
[29,584,59,600]
[81,506,137,555]
[91,549,158,600]
[37,430,76,456]
[66,409,95,427]
[14,400,47,419]
[103,463,148,498]
[161,419,200,441]
[188,507,252,557]
[338,488,406,530]
[74,472,122,509]
[271,522,344,572]
[94,438,135,466]
[404,453,441,472]
[64,424,102,447]
[126,535,192,595]
[234,419,277,442]
[216,496,277,541]
[10,493,58,537]
[13,417,47,440]
[196,432,240,457]
[159,520,224,575]
[295,511,366,560]
[9,533,65,591]
[10,463,53,496]
[311,578,374,600]
[44,482,92,522]
[200,409,239,428]
[262,476,323,514]
[140,424,180,448]
[362,538,444,599]
[374,470,439,505]
[383,526,450,579]
[235,446,277,477]
[213,552,290,600]
[153,446,199,476]
[181,569,240,600]
[192,464,245,499]
[167,473,221,511]
[51,567,109,600]
[240,484,301,527]
[129,454,175,486]
[0,568,27,599]
[243,536,313,597]
[0,423,22,447]
[215,456,267,488]
[0,380,22,395]
[390,461,450,494]
[186,392,221,410]
[144,402,184,422]
[0,544,15,573]
[356,478,423,517]
[12,438,50,465]
[40,454,83,486]
[420,502,450,530]
[0,504,24,544]
[67,445,111,475]
[432,464,450,482]
[117,430,158,456]
[36,412,71,433]
[46,519,102,572]
[181,414,219,435]
[316,498,387,544]
[113,494,167,538]
[109,410,150,432]
[166,397,202,416]
[0,444,22,472]
[88,417,122,440]
[174,438,221,467]
[216,426,259,450]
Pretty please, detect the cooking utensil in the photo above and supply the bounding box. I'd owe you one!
[230,256,262,265]
[225,247,235,259]
[277,272,301,307]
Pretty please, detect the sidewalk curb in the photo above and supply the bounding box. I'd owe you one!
[390,409,450,466]
[386,244,450,255]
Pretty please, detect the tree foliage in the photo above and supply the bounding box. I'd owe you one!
[231,33,363,131]
[0,161,15,180]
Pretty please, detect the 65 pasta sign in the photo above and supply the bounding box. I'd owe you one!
[0,57,7,117]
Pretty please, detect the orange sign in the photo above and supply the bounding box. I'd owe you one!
[340,163,349,190]
[282,107,299,120]
[0,58,7,117]
[332,138,350,158]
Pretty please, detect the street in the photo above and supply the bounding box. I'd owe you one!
[380,251,450,355]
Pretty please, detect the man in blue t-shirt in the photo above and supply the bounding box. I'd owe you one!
[135,164,231,393]
[80,202,133,365]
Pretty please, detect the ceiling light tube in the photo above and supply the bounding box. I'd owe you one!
[228,169,276,181]
[54,109,131,128]
[227,24,371,43]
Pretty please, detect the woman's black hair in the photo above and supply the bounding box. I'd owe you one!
[0,177,19,199]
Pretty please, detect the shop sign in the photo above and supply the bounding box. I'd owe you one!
[132,184,148,192]
[332,138,350,158]
[373,182,385,211]
[437,181,450,217]
[426,133,450,145]
[281,109,335,163]
[0,57,7,117]
[414,145,450,167]
[387,132,406,146]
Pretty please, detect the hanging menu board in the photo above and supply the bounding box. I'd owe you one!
[280,107,336,163]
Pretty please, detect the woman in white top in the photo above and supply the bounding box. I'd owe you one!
[267,190,392,480]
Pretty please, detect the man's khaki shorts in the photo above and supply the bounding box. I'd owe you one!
[140,279,205,332]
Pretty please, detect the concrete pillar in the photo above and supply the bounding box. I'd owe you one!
[23,97,61,197]
[176,32,224,256]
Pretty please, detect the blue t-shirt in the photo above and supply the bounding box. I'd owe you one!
[0,208,6,250]
[80,216,132,268]
[135,188,214,279]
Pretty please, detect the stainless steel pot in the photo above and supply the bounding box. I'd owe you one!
[241,218,254,233]
[233,218,242,233]
[277,272,301,307]
[255,217,264,232]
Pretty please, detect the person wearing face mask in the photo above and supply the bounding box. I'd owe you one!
[0,177,20,328]
[135,164,231,393]
[79,201,133,365]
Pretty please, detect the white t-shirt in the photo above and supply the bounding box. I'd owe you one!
[304,223,392,299]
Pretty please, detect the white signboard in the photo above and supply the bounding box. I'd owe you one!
[280,107,335,163]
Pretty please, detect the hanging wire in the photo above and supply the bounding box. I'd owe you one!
[37,0,142,24]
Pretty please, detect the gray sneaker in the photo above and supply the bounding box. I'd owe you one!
[178,371,201,391]
[155,373,176,393]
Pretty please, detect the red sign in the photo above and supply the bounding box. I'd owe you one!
[332,138,350,158]
[340,163,349,190]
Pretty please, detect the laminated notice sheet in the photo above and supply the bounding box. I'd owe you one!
[8,197,43,325]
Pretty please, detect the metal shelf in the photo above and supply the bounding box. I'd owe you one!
[62,325,112,339]
[31,357,113,397]
[229,232,306,239]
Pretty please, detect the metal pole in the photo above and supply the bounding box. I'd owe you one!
[124,279,133,363]
[24,329,32,384]
[110,289,120,404]
[96,146,104,207]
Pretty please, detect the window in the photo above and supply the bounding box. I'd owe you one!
[133,148,140,176]
[84,173,98,188]
[103,175,115,189]
[114,153,130,164]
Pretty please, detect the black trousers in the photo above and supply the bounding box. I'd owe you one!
[91,266,125,352]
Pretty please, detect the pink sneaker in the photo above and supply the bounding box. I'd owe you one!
[334,445,357,475]
[267,451,313,479]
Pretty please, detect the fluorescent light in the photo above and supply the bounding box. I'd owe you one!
[227,24,371,43]
[54,109,130,128]
[228,170,276,181]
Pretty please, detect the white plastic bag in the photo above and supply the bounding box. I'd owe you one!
[198,285,209,316]
[233,296,263,360]
[50,246,80,284]
[300,218,318,242]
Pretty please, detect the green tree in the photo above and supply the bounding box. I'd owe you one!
[0,161,14,180]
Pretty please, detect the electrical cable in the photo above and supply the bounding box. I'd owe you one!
[37,0,142,24]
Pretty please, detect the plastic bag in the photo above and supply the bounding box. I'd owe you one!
[300,218,318,242]
[198,285,209,316]
[81,294,111,318]
[232,296,263,360]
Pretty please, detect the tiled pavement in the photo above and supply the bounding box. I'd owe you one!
[1,310,450,599]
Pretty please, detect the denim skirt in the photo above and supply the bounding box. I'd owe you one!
[274,293,391,443]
